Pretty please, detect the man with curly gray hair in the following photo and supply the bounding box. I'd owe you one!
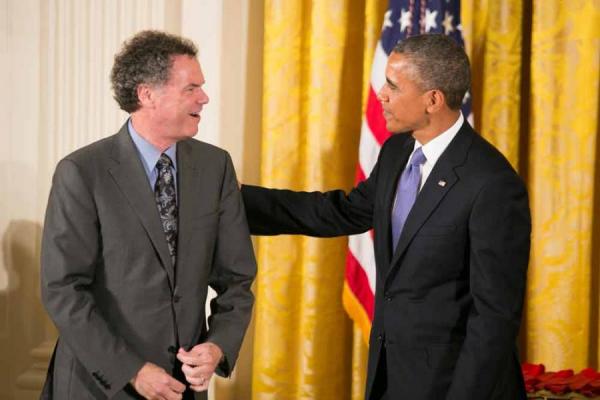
[41,30,256,399]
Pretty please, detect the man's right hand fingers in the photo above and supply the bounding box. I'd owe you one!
[154,377,186,400]
[132,362,186,400]
[167,375,186,393]
[158,386,183,400]
[156,375,186,400]
[153,390,180,400]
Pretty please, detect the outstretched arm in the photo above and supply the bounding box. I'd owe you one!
[241,159,382,237]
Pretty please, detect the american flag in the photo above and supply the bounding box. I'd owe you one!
[342,0,472,342]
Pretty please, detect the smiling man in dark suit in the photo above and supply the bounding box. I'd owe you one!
[242,34,531,400]
[41,31,256,399]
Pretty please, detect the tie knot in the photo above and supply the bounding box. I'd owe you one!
[409,147,426,167]
[156,154,173,170]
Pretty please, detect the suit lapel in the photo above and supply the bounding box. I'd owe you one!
[388,123,474,275]
[107,123,175,290]
[378,136,415,277]
[175,140,202,276]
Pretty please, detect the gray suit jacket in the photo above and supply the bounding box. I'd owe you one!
[41,123,256,399]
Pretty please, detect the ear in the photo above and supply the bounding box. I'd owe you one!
[424,89,446,114]
[136,84,155,108]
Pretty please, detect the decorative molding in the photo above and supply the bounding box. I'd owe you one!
[39,0,171,190]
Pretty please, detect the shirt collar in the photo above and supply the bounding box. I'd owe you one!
[413,112,463,165]
[127,119,177,174]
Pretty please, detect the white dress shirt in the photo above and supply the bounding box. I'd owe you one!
[409,112,464,190]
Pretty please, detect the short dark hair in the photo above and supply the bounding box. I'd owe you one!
[392,34,470,110]
[110,30,198,113]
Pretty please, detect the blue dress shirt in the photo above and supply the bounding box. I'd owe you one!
[127,119,178,202]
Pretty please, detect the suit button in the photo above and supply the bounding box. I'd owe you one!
[173,295,181,303]
[385,295,392,302]
[167,345,177,354]
[377,334,384,341]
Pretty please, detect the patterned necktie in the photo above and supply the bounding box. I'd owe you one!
[391,147,427,252]
[155,154,178,265]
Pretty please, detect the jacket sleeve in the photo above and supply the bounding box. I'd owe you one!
[241,155,383,237]
[446,170,531,399]
[205,153,257,377]
[41,159,145,397]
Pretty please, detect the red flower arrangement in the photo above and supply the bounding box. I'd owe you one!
[523,363,600,399]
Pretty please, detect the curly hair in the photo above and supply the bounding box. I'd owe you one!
[393,34,470,110]
[110,30,198,113]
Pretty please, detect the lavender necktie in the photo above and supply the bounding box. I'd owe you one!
[391,147,427,251]
[155,154,178,265]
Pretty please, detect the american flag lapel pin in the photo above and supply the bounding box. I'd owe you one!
[438,180,447,187]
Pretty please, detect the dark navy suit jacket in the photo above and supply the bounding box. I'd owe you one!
[242,121,530,400]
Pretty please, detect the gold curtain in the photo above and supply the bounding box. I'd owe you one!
[463,0,600,371]
[525,1,600,370]
[253,1,385,399]
[254,0,600,398]
[462,0,524,168]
